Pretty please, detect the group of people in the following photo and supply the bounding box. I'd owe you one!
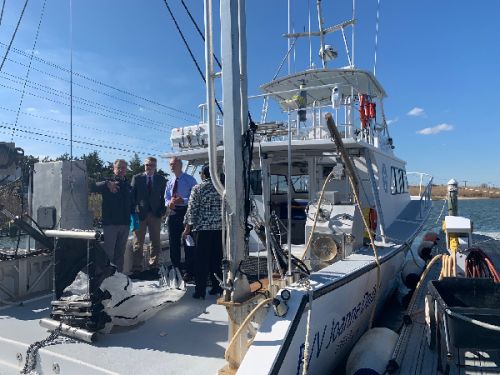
[91,156,223,299]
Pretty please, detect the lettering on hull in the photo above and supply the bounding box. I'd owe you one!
[295,285,377,375]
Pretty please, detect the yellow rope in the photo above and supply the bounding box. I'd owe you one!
[224,297,273,368]
[300,169,336,261]
[439,254,455,279]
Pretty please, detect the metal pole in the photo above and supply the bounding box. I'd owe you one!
[204,0,224,195]
[286,113,293,281]
[261,153,274,295]
[287,0,291,74]
[351,0,355,67]
[316,0,326,68]
[238,0,248,135]
[220,0,250,301]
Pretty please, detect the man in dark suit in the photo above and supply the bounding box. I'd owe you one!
[131,156,167,272]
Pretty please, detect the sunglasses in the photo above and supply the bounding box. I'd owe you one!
[145,164,155,167]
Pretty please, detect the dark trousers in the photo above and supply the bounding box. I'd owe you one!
[193,230,223,296]
[168,210,195,275]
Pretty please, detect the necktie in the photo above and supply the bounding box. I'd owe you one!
[147,176,152,193]
[172,178,178,197]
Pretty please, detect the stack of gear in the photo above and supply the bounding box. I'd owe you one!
[51,238,115,332]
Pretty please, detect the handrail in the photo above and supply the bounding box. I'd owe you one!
[408,172,433,218]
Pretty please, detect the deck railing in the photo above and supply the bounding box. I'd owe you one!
[408,172,433,219]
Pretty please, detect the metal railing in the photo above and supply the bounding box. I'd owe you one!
[408,172,433,218]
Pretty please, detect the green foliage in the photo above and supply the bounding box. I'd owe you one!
[81,151,105,181]
[127,153,143,179]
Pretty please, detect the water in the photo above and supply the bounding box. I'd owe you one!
[419,198,500,240]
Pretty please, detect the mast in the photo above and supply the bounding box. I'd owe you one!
[219,0,250,301]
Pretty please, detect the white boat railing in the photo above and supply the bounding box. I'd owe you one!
[407,172,433,218]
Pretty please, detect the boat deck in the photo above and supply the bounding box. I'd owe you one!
[0,283,228,375]
[391,236,500,375]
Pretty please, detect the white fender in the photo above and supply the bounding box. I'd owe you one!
[345,327,399,375]
[401,252,425,289]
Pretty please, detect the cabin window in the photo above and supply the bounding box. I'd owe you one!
[291,175,309,193]
[249,172,309,195]
[390,167,408,194]
[271,175,288,194]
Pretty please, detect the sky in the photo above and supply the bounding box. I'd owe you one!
[0,0,499,186]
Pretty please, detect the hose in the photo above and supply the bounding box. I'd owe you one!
[405,254,443,311]
[445,309,500,332]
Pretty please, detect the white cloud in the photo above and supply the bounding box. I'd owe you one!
[25,107,37,112]
[407,107,425,117]
[416,123,454,135]
[138,107,144,112]
[49,109,60,114]
[387,117,399,125]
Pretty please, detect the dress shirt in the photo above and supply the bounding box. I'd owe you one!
[165,172,197,207]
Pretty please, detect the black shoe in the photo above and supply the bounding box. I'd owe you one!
[192,292,205,300]
[208,287,223,296]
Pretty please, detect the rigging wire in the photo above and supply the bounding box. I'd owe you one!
[11,0,47,142]
[179,0,222,69]
[0,0,5,27]
[10,120,165,155]
[161,0,223,115]
[69,0,73,159]
[0,105,168,146]
[0,0,29,72]
[0,122,162,157]
[0,79,176,133]
[1,57,194,123]
[1,70,178,129]
[373,0,381,76]
[0,41,199,119]
[162,0,206,84]
[0,128,148,159]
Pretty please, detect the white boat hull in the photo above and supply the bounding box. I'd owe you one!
[238,246,406,375]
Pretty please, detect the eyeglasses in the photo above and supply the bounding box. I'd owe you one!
[145,164,155,167]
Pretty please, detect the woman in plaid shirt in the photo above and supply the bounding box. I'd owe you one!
[182,164,223,299]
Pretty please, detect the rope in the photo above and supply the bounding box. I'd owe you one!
[435,198,447,224]
[224,297,273,368]
[0,0,29,71]
[445,309,500,332]
[301,282,313,375]
[300,169,336,260]
[439,254,455,279]
[405,254,443,311]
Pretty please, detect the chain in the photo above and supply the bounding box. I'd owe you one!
[21,324,63,374]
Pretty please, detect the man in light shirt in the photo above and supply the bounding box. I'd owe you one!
[165,156,197,279]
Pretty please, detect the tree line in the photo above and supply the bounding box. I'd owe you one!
[20,151,168,185]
